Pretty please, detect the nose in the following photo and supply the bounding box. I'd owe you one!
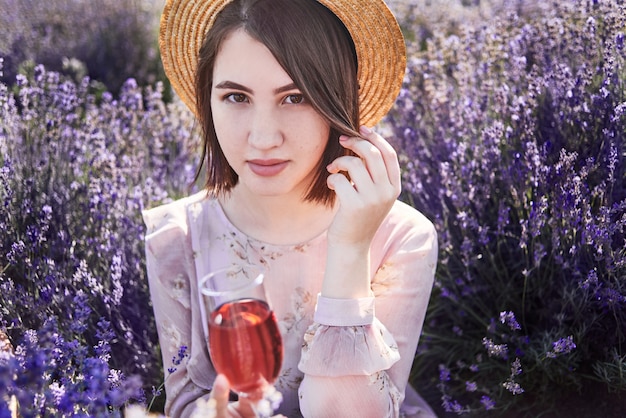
[247,106,284,150]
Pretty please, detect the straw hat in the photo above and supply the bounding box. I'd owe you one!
[159,0,406,127]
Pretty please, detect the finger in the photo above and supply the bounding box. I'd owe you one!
[357,126,401,190]
[211,374,230,415]
[329,146,398,200]
[358,125,399,172]
[336,136,384,185]
[326,172,359,201]
[337,127,401,190]
[327,155,375,193]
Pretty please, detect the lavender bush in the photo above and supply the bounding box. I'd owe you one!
[386,0,626,416]
[0,60,199,415]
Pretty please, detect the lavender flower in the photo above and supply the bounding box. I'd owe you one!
[499,358,525,396]
[480,395,496,411]
[510,358,523,376]
[438,364,451,382]
[465,381,478,392]
[502,380,524,395]
[482,338,508,360]
[168,345,189,374]
[499,311,522,331]
[546,336,576,359]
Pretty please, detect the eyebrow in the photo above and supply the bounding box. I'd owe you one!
[214,81,299,95]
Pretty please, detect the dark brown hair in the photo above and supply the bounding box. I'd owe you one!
[194,0,359,205]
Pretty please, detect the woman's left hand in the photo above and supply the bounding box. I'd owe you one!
[326,125,401,247]
[321,126,401,299]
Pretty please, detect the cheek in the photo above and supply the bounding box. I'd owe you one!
[215,133,237,166]
[210,101,227,136]
[310,124,331,155]
[211,108,241,152]
[210,116,236,166]
[293,114,330,151]
[308,137,328,156]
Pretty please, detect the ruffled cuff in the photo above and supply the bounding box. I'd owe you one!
[298,296,401,376]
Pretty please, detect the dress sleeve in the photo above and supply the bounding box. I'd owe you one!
[143,201,215,418]
[297,204,438,418]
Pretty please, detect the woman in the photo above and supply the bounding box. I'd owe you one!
[143,0,438,416]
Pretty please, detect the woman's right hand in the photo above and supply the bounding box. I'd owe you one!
[206,375,285,418]
[208,374,254,418]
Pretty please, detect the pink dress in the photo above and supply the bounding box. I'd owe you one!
[143,191,438,417]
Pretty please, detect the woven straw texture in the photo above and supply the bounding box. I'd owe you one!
[159,0,406,127]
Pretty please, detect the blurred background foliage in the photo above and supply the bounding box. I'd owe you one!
[0,0,168,98]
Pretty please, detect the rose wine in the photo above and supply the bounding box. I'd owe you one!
[208,298,283,393]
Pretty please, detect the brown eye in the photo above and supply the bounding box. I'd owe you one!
[284,94,305,104]
[226,93,248,103]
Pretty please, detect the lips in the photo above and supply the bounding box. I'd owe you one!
[247,159,289,177]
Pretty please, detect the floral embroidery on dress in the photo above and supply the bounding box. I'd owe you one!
[170,273,191,308]
[280,286,315,335]
[276,367,303,392]
[369,371,403,416]
[292,243,309,253]
[377,327,399,359]
[188,201,203,219]
[145,212,169,235]
[159,320,185,372]
[300,324,319,352]
[371,261,399,296]
[368,370,388,391]
[217,232,284,266]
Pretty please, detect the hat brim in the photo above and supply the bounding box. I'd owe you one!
[159,0,406,127]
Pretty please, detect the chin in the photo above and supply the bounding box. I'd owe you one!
[241,181,305,199]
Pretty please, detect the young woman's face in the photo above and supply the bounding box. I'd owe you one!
[211,29,331,199]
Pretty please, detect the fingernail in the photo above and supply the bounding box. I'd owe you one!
[339,135,349,141]
[360,125,372,135]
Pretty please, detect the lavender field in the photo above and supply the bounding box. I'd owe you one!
[1,0,625,417]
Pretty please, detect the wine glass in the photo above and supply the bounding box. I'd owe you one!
[200,264,283,415]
